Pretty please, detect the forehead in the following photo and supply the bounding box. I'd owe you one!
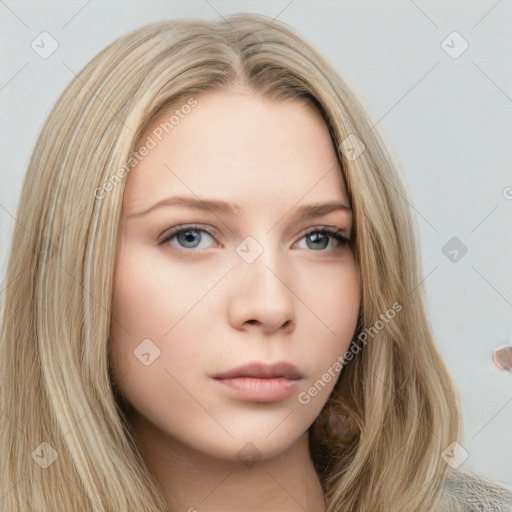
[124,90,348,216]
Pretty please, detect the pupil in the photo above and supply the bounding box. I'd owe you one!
[308,233,327,250]
[179,230,200,247]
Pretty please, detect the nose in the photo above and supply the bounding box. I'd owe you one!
[227,245,295,335]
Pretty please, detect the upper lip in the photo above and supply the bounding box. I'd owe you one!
[214,361,303,380]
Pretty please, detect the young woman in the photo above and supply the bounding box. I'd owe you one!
[1,13,511,512]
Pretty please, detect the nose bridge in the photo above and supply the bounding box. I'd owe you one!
[229,231,295,331]
[248,246,283,293]
[236,230,287,291]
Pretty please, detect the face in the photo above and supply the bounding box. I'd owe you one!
[109,89,360,462]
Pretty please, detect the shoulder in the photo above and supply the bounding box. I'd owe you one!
[443,470,512,512]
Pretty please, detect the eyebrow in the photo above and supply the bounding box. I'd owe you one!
[127,195,351,220]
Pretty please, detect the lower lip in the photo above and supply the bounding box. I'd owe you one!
[214,377,300,402]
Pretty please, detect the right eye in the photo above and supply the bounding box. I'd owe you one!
[159,225,217,254]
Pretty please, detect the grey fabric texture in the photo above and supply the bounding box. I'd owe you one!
[444,470,512,512]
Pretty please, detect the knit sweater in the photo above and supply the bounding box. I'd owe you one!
[444,470,512,511]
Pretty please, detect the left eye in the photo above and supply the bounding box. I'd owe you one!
[296,228,350,251]
[159,225,350,253]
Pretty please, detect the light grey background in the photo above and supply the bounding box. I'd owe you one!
[1,0,511,487]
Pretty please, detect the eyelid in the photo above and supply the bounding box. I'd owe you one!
[299,224,350,239]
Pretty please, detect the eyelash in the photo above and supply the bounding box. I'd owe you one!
[158,224,350,256]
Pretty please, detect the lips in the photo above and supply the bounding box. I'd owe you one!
[213,361,303,380]
[213,361,303,403]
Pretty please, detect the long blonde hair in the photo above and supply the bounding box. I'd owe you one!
[1,13,465,511]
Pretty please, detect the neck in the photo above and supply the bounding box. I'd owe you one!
[131,417,327,512]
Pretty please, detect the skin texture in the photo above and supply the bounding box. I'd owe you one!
[110,89,361,512]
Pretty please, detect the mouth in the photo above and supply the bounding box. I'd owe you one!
[213,361,303,380]
[213,361,303,403]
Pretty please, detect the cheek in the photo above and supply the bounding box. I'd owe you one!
[330,261,360,365]
[326,262,360,334]
[294,257,360,406]
[109,246,177,396]
[109,244,211,408]
[110,244,201,339]
[299,254,360,348]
